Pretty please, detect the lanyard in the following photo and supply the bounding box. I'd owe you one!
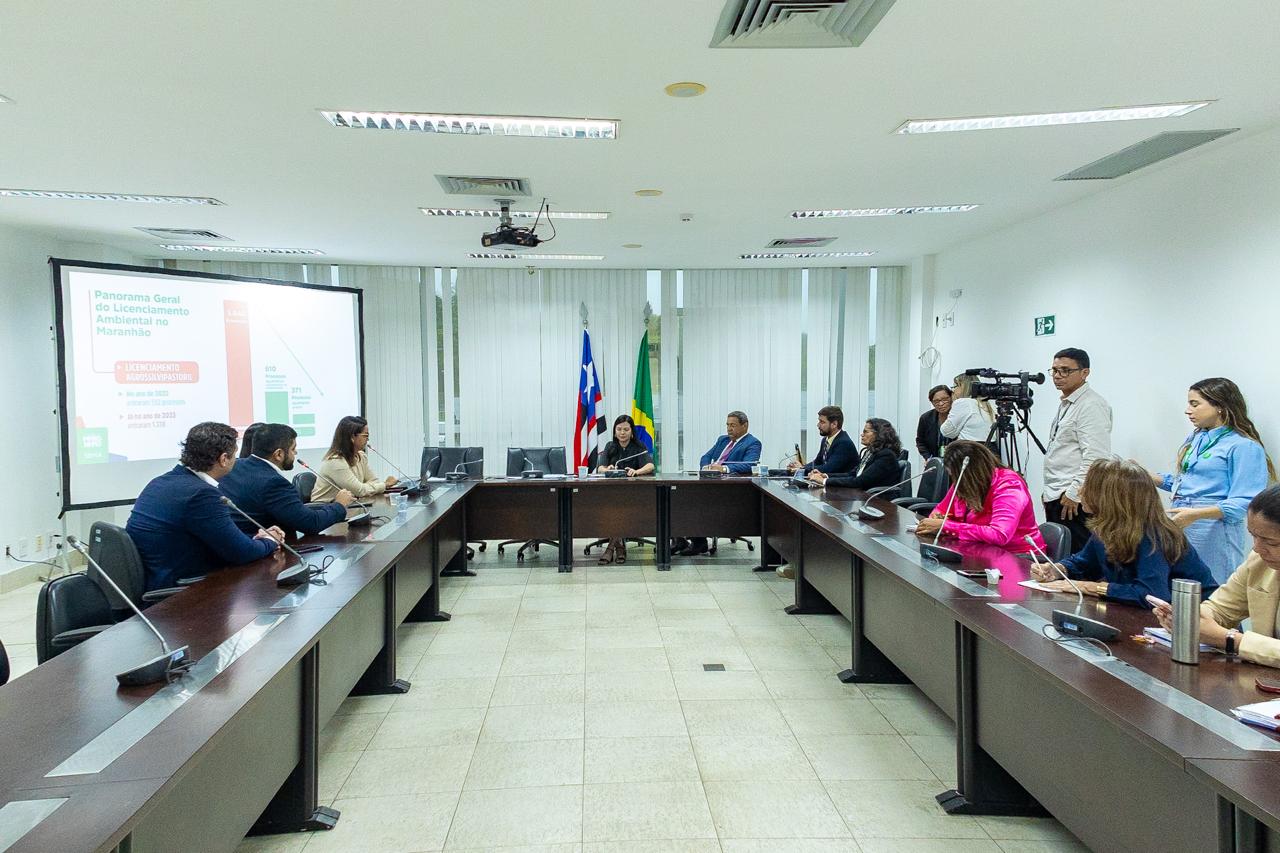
[1180,427,1231,472]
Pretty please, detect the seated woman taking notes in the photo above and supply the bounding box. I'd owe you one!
[313,415,397,501]
[596,414,655,564]
[1030,458,1217,607]
[1154,486,1280,666]
[914,441,1046,551]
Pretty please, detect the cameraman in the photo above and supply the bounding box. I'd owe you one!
[941,373,996,444]
[1042,347,1113,553]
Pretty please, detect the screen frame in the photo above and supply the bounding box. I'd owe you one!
[49,257,366,512]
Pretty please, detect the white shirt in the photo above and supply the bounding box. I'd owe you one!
[939,398,994,442]
[253,454,291,481]
[1042,383,1113,503]
[185,467,218,488]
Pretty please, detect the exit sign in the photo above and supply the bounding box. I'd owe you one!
[1035,315,1056,337]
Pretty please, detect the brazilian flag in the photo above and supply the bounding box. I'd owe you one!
[630,329,657,462]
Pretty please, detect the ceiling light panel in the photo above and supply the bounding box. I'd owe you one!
[468,253,605,261]
[741,251,875,259]
[791,205,978,218]
[321,110,618,140]
[421,207,609,220]
[160,245,323,255]
[894,101,1211,134]
[0,189,223,204]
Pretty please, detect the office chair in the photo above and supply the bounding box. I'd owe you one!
[36,573,114,663]
[498,446,567,562]
[893,457,946,514]
[422,446,486,558]
[293,471,317,502]
[1039,521,1072,562]
[0,637,8,686]
[709,536,755,555]
[87,522,186,620]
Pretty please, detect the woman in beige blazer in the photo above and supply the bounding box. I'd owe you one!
[313,416,397,501]
[1154,485,1280,667]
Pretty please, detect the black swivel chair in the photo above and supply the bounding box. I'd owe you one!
[1039,521,1073,562]
[293,471,317,502]
[498,446,567,562]
[893,456,947,515]
[87,522,187,621]
[422,446,486,559]
[36,573,114,664]
[0,637,9,686]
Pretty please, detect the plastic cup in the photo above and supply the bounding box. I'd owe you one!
[577,465,588,478]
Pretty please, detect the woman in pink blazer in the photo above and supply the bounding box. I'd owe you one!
[915,441,1047,551]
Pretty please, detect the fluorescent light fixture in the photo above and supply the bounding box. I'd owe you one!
[468,253,604,261]
[0,189,223,205]
[741,251,875,260]
[420,207,609,220]
[791,205,978,218]
[320,110,618,140]
[894,101,1211,134]
[160,245,323,255]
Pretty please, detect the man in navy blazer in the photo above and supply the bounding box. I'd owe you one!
[790,405,858,476]
[127,422,283,592]
[675,411,763,557]
[220,423,353,538]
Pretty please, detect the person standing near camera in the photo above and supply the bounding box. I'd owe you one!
[940,373,996,444]
[1042,347,1112,554]
[916,385,952,460]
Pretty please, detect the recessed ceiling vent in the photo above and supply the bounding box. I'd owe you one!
[134,227,230,240]
[767,236,836,248]
[1055,129,1238,181]
[710,0,897,48]
[436,175,532,197]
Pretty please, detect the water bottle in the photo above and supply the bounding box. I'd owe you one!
[1170,578,1201,665]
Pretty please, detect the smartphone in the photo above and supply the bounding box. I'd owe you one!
[294,544,324,554]
[1256,677,1280,695]
[1145,595,1171,610]
[957,569,986,578]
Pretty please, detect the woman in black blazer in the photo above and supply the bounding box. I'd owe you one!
[812,418,903,491]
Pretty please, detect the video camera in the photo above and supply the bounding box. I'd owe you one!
[963,368,1045,410]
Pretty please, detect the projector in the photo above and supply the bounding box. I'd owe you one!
[481,224,542,249]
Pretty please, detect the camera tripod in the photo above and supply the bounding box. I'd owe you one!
[986,400,1047,475]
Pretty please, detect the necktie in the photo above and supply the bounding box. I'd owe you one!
[818,437,829,463]
[716,439,737,464]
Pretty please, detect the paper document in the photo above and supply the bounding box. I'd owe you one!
[1018,579,1061,592]
[1233,698,1280,730]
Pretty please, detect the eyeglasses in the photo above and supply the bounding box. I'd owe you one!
[356,432,370,438]
[1049,367,1082,377]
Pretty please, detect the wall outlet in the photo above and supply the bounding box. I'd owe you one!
[17,538,29,558]
[48,531,60,555]
[949,288,963,299]
[34,534,44,554]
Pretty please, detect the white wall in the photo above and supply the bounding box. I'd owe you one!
[924,124,1280,501]
[0,224,144,583]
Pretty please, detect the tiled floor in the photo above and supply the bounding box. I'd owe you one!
[0,542,1091,852]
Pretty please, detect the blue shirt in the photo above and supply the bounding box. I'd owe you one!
[1063,532,1219,608]
[1158,427,1269,523]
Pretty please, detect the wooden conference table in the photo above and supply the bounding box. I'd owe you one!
[2,473,1280,852]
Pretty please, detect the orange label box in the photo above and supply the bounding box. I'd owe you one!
[114,360,200,383]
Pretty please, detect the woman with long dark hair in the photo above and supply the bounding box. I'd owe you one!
[1031,458,1217,607]
[914,441,1046,550]
[238,422,265,459]
[595,414,655,564]
[312,415,396,501]
[1148,377,1273,583]
[811,418,902,492]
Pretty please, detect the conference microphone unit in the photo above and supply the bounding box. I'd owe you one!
[603,449,650,478]
[850,458,943,520]
[919,457,968,563]
[520,450,544,479]
[296,459,372,509]
[65,535,191,686]
[366,444,422,494]
[221,497,326,587]
[446,457,485,482]
[1024,534,1119,642]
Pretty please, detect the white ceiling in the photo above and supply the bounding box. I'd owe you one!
[2,0,1279,269]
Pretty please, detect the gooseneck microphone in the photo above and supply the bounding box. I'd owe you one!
[366,444,418,487]
[66,535,191,686]
[520,450,545,479]
[604,449,651,478]
[446,457,486,482]
[849,458,944,520]
[919,457,969,563]
[296,459,371,509]
[1024,534,1119,641]
[221,497,327,587]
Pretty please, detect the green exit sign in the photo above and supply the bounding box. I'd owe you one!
[1035,315,1056,337]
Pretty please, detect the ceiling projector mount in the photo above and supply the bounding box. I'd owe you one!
[480,197,556,249]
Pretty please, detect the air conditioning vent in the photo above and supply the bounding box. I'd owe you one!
[134,227,230,240]
[767,236,836,248]
[711,0,897,48]
[1055,129,1238,181]
[436,175,532,197]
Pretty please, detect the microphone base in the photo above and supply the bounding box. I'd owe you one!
[346,512,373,526]
[853,501,885,520]
[277,564,313,586]
[1052,609,1120,642]
[445,472,469,482]
[698,469,725,480]
[117,646,190,686]
[521,470,545,479]
[603,469,628,479]
[920,542,964,563]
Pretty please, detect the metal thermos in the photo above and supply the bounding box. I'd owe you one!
[1171,578,1202,665]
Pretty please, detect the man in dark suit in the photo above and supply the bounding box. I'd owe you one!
[789,405,857,476]
[127,422,283,592]
[220,423,353,537]
[675,411,764,557]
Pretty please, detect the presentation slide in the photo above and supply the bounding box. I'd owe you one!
[54,261,363,509]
